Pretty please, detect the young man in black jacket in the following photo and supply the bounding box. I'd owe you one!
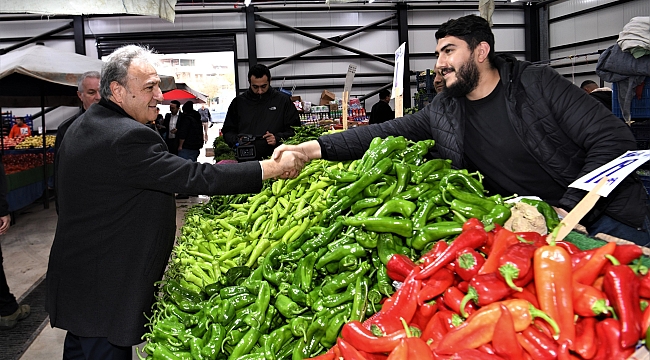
[274,15,650,246]
[222,64,300,161]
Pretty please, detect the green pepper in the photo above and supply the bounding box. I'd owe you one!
[321,282,354,307]
[201,323,225,360]
[411,222,464,250]
[207,299,235,326]
[262,243,292,287]
[326,168,358,183]
[275,294,308,318]
[203,282,223,298]
[481,203,512,226]
[165,302,199,328]
[361,136,407,172]
[427,206,450,221]
[394,183,432,201]
[315,244,366,270]
[152,342,190,360]
[350,276,369,322]
[346,157,394,199]
[376,233,397,265]
[286,284,311,307]
[301,220,344,254]
[371,251,394,297]
[290,316,310,341]
[520,198,560,230]
[413,197,437,230]
[373,198,417,218]
[219,286,249,299]
[278,249,305,263]
[351,198,383,214]
[228,293,257,310]
[392,162,412,195]
[362,183,380,198]
[445,183,495,211]
[190,310,209,339]
[338,254,359,272]
[287,227,322,252]
[264,325,294,360]
[439,172,484,196]
[354,229,378,249]
[449,198,489,219]
[321,311,348,348]
[411,159,451,184]
[304,314,330,355]
[423,168,468,183]
[295,252,317,292]
[327,234,356,251]
[244,280,270,328]
[321,261,371,296]
[228,327,261,360]
[342,216,413,238]
[169,291,203,313]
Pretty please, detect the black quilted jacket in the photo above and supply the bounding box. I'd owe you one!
[318,55,647,228]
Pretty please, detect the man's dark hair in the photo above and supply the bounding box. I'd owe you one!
[170,100,181,108]
[248,64,272,82]
[580,80,597,89]
[435,15,496,67]
[182,101,194,113]
[378,89,391,100]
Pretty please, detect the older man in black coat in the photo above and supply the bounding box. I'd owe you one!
[47,45,306,359]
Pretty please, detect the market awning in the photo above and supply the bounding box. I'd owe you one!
[0,44,176,107]
[0,0,178,23]
[162,83,208,105]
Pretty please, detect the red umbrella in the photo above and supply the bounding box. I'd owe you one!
[161,82,207,105]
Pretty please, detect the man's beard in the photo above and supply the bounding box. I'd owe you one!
[442,55,480,98]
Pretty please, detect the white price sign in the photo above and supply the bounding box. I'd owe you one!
[343,64,357,93]
[569,150,650,197]
[391,43,406,98]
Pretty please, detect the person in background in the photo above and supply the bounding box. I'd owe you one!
[0,160,30,330]
[198,104,211,141]
[369,89,395,124]
[222,64,300,161]
[434,68,445,94]
[55,71,101,150]
[580,79,613,111]
[154,106,165,137]
[8,117,31,138]
[274,14,650,246]
[163,100,181,155]
[47,44,306,360]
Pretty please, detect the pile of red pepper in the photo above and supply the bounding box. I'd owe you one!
[308,218,650,359]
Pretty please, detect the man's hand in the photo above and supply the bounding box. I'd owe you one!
[260,150,308,180]
[171,128,177,134]
[204,134,209,144]
[273,140,322,163]
[262,131,277,146]
[0,215,11,235]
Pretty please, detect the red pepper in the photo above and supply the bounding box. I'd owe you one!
[573,317,597,359]
[455,248,485,281]
[386,339,407,360]
[515,231,546,248]
[386,254,417,282]
[572,280,609,317]
[443,286,476,317]
[640,273,650,298]
[463,217,486,231]
[417,268,455,306]
[420,240,449,267]
[508,286,540,308]
[602,255,642,348]
[337,337,368,360]
[571,250,594,272]
[517,326,558,360]
[592,276,604,291]
[435,299,559,355]
[642,305,650,340]
[555,241,581,255]
[308,353,336,360]
[612,244,643,266]
[492,304,526,360]
[412,300,438,330]
[479,227,520,275]
[593,319,636,360]
[478,343,496,355]
[417,228,488,280]
[368,274,421,334]
[497,243,537,291]
[459,273,514,317]
[572,241,616,285]
[447,349,506,359]
[479,230,496,255]
[401,318,434,360]
[360,352,388,360]
[341,321,407,353]
[533,227,575,347]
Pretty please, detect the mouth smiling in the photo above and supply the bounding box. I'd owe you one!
[440,68,454,77]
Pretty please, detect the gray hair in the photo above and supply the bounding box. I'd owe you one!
[100,45,157,99]
[77,71,100,92]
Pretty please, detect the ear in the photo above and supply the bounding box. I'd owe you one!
[475,41,491,64]
[109,81,125,105]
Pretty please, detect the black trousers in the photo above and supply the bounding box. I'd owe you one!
[165,138,179,155]
[63,332,132,360]
[0,243,18,317]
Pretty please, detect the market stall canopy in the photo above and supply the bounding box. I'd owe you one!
[0,44,176,107]
[162,83,207,105]
[0,0,178,23]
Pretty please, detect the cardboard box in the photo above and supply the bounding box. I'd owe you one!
[319,90,336,106]
[291,95,302,103]
[329,103,339,111]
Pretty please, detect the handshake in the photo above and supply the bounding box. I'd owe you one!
[260,141,322,180]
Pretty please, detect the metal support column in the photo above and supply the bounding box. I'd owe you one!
[73,15,86,55]
[397,3,411,108]
[538,4,550,62]
[246,6,258,68]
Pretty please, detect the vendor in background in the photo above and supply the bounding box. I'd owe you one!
[222,64,300,161]
[8,118,31,138]
[369,89,395,124]
[274,14,650,246]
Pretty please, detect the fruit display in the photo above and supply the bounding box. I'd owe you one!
[14,134,56,149]
[3,151,54,174]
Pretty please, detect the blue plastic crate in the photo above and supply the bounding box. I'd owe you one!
[612,77,650,119]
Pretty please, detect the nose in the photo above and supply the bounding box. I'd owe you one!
[153,85,164,102]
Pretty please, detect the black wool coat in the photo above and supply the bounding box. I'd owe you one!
[47,100,263,346]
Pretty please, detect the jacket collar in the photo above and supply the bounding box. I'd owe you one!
[98,98,134,120]
[244,86,276,101]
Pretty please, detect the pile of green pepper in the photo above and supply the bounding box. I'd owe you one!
[143,136,531,359]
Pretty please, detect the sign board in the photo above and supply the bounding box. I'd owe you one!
[343,64,357,93]
[391,43,406,98]
[569,150,650,197]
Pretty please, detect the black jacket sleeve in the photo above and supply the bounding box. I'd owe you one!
[274,97,300,143]
[0,161,9,217]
